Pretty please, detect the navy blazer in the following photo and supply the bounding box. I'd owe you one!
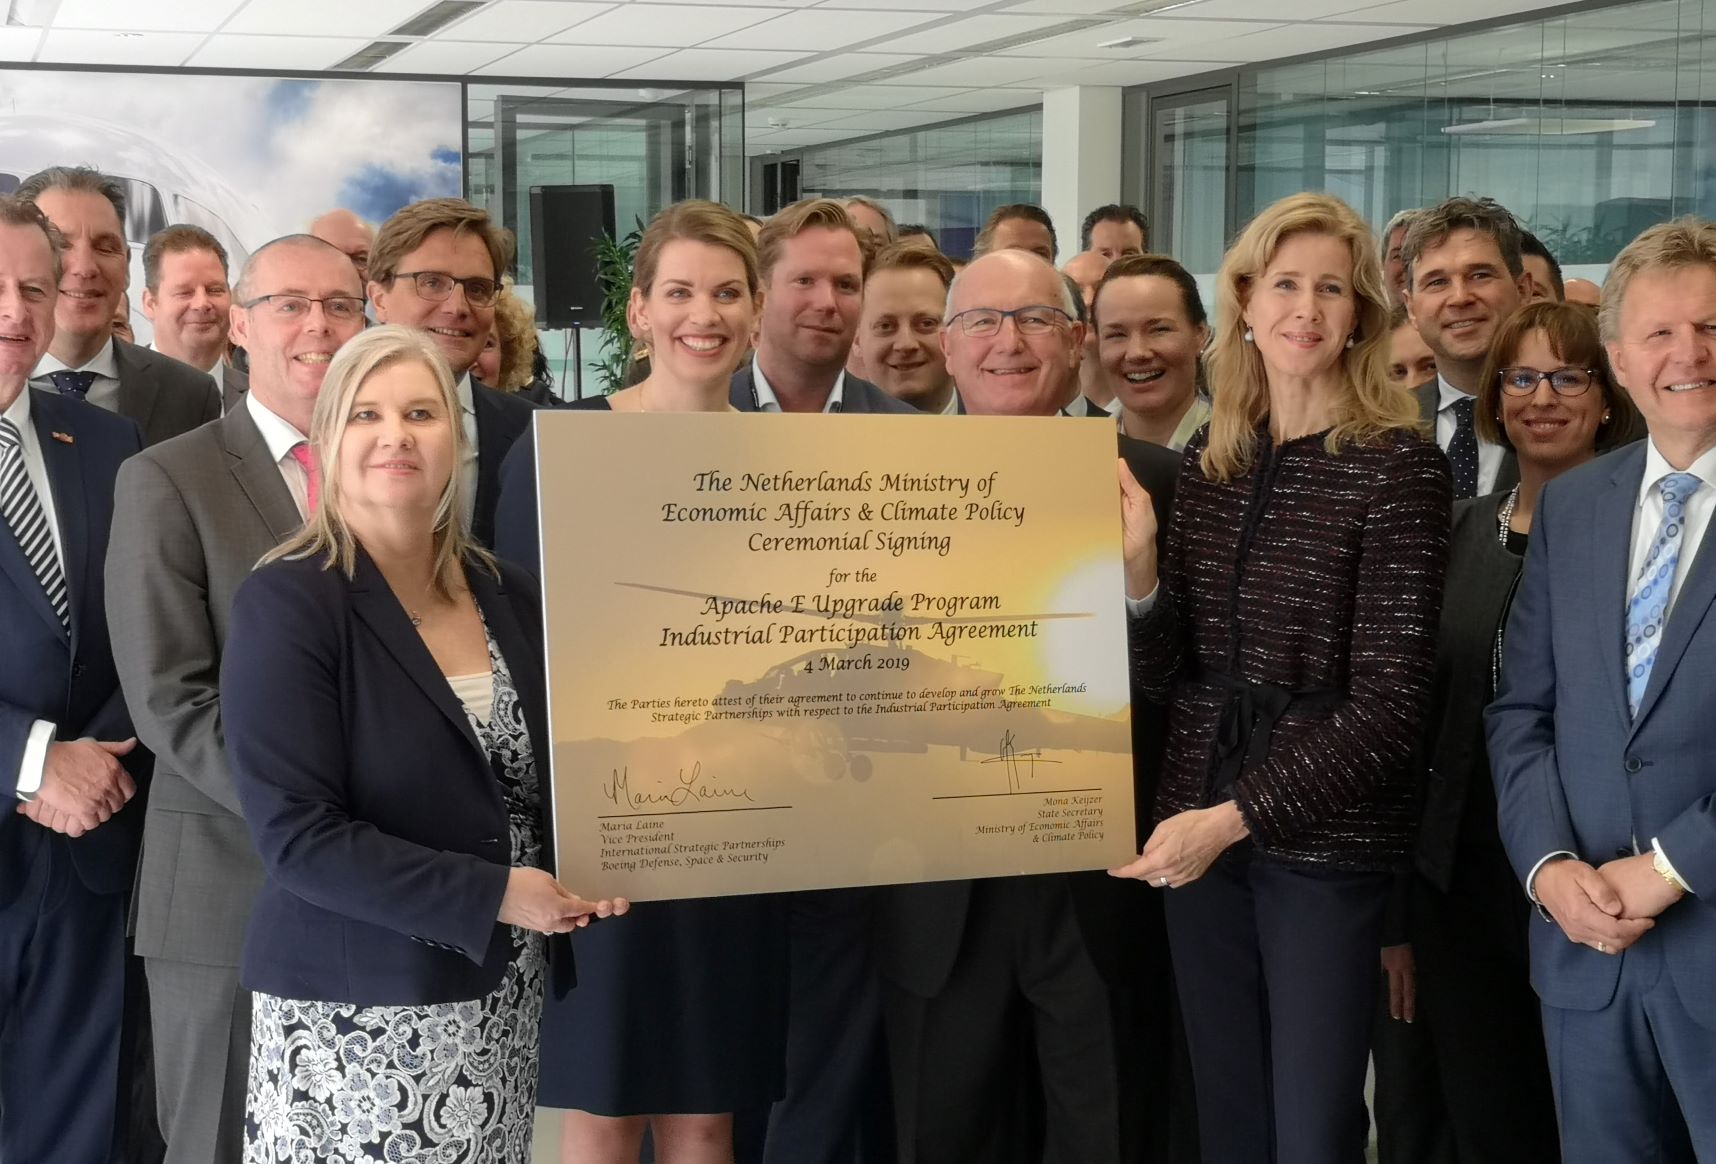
[222,547,561,1006]
[0,389,145,903]
[1489,441,1716,1025]
[471,379,537,549]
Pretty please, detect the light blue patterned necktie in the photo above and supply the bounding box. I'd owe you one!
[1625,471,1703,716]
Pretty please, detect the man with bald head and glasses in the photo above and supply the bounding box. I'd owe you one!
[369,197,535,547]
[106,233,368,1163]
[875,247,1183,1163]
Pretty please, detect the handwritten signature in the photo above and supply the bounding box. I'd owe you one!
[604,761,756,810]
[979,729,1060,794]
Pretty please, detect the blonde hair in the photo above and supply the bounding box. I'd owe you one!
[756,198,865,283]
[634,199,760,295]
[491,279,541,391]
[262,325,494,595]
[1599,216,1716,344]
[1203,193,1420,481]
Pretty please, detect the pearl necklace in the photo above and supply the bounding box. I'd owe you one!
[1496,485,1520,548]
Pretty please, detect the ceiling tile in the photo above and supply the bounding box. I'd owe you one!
[37,29,206,66]
[222,0,425,38]
[54,0,244,31]
[880,55,1047,86]
[877,13,1077,55]
[803,82,976,106]
[634,0,806,9]
[995,15,1273,56]
[1329,0,1562,23]
[1181,0,1363,17]
[1176,19,1435,62]
[561,4,780,46]
[374,39,520,73]
[476,42,674,76]
[745,81,807,99]
[813,107,961,130]
[1002,0,1143,13]
[0,28,41,59]
[749,127,867,150]
[749,51,923,82]
[1022,57,1197,85]
[615,46,814,79]
[707,9,942,51]
[439,1,613,41]
[187,33,374,69]
[815,0,996,10]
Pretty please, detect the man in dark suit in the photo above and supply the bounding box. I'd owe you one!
[730,198,913,418]
[368,198,535,546]
[1400,196,1527,500]
[875,248,1180,1163]
[140,224,237,409]
[1488,218,1716,1162]
[17,167,220,447]
[0,195,147,1164]
[106,234,366,1164]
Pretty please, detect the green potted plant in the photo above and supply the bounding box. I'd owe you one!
[593,222,643,394]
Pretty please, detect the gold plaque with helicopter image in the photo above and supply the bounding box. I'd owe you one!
[536,411,1137,901]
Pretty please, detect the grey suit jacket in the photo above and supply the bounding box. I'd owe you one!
[1414,377,1519,493]
[729,364,916,414]
[221,365,249,414]
[112,337,222,447]
[106,404,299,966]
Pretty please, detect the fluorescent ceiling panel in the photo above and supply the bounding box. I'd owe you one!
[440,0,613,41]
[565,4,781,46]
[1335,0,1565,24]
[616,46,814,79]
[53,0,241,31]
[708,9,941,51]
[1184,0,1366,15]
[477,42,672,76]
[1442,116,1658,135]
[37,28,205,65]
[223,0,426,37]
[188,33,372,69]
[895,55,1052,85]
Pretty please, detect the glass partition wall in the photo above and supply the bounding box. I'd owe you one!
[466,82,743,394]
[1135,0,1716,279]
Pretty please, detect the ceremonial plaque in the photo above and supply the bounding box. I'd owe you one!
[536,412,1137,901]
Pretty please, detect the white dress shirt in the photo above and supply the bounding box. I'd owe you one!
[1527,437,1716,900]
[5,387,66,800]
[1436,375,1505,496]
[245,391,313,521]
[456,373,479,531]
[32,338,122,413]
[148,343,226,407]
[751,356,846,414]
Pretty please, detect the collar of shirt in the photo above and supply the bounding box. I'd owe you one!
[938,392,960,416]
[35,336,120,381]
[1637,439,1716,510]
[751,355,845,413]
[146,343,226,392]
[2,382,35,436]
[246,389,309,464]
[1435,374,1475,416]
[456,372,476,420]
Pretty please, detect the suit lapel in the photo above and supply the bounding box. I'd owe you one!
[111,339,160,436]
[729,367,756,412]
[223,406,303,541]
[1634,478,1716,731]
[30,393,87,646]
[470,382,499,526]
[349,549,486,763]
[1594,448,1644,730]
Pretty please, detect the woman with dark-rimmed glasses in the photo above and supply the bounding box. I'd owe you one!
[1406,299,1640,1162]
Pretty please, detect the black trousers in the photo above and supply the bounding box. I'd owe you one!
[882,875,1135,1164]
[1410,856,1560,1163]
[1164,845,1388,1164]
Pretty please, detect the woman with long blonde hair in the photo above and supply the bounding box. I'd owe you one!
[1113,193,1451,1163]
[224,325,625,1163]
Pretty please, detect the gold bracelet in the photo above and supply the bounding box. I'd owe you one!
[1653,850,1688,897]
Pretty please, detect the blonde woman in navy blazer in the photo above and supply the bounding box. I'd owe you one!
[221,324,625,1163]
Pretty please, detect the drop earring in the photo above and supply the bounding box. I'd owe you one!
[1243,327,1254,343]
[1346,334,1357,349]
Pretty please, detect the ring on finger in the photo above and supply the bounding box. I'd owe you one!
[1158,876,1170,888]
[1596,940,1608,954]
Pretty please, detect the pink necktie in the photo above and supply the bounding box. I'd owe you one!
[288,441,320,516]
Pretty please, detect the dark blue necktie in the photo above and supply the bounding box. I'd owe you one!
[48,370,96,399]
[1447,395,1479,500]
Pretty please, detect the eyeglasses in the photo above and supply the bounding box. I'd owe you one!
[947,305,1072,337]
[1498,366,1596,396]
[241,294,366,322]
[392,270,501,308]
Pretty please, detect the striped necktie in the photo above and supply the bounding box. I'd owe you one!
[0,417,69,631]
[1625,471,1703,716]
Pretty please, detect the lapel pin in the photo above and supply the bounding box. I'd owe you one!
[50,431,73,444]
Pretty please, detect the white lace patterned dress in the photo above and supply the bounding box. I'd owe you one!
[244,629,546,1164]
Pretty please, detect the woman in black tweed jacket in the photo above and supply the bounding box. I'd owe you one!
[1114,192,1451,1164]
